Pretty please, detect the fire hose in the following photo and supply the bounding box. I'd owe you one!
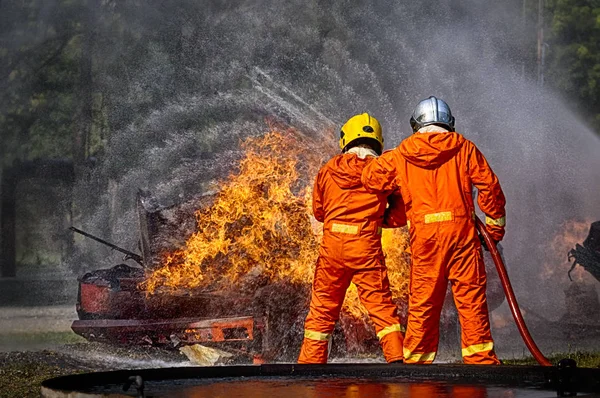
[475,216,552,367]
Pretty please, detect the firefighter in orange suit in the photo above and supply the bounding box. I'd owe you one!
[298,113,405,364]
[361,97,506,365]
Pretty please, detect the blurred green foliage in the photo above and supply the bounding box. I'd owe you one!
[546,0,600,132]
[0,0,187,168]
[0,0,598,171]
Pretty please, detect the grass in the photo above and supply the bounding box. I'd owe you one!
[0,331,86,350]
[503,351,600,368]
[0,356,86,398]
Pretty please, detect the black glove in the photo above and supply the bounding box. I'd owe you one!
[479,234,499,252]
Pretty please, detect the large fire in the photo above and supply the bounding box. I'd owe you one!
[142,127,411,320]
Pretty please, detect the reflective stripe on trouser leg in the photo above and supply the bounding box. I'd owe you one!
[376,323,403,340]
[462,342,494,357]
[450,239,500,365]
[298,330,331,364]
[461,341,499,365]
[353,266,405,363]
[298,255,353,364]
[403,235,447,365]
[378,323,404,363]
[403,348,436,364]
[304,330,331,341]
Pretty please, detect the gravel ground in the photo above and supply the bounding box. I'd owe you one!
[1,300,599,397]
[0,303,194,397]
[0,342,194,398]
[0,347,111,398]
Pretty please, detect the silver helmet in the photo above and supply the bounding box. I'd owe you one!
[409,96,455,133]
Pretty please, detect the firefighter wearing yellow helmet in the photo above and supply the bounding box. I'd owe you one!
[339,113,384,155]
[298,113,405,364]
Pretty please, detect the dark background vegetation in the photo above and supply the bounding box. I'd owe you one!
[1,0,599,316]
[1,0,598,170]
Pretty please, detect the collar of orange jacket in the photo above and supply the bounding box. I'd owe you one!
[399,131,465,168]
[326,153,371,189]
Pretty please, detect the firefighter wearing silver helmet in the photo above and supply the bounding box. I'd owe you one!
[361,96,506,365]
[409,96,455,133]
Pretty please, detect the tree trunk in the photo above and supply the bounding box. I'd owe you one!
[73,2,96,164]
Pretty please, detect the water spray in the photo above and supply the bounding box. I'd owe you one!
[248,67,337,138]
[475,216,552,366]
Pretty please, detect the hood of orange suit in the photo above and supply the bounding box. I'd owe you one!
[326,153,371,189]
[399,132,465,168]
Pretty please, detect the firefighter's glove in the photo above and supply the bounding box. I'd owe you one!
[479,235,498,252]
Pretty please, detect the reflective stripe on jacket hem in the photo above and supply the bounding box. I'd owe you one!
[376,323,404,340]
[403,348,436,363]
[462,341,494,357]
[304,330,331,341]
[485,216,506,227]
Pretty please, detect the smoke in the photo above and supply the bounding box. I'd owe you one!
[102,0,600,294]
[5,0,597,356]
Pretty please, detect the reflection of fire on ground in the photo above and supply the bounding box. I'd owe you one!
[140,128,411,357]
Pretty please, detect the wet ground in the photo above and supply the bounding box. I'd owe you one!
[1,276,600,397]
[0,274,194,396]
[86,377,597,398]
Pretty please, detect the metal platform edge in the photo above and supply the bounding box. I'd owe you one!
[40,362,600,396]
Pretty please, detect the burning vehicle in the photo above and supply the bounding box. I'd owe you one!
[70,129,505,363]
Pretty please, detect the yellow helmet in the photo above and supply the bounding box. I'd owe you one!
[339,113,384,155]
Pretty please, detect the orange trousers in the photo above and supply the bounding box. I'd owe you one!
[403,223,499,365]
[298,255,404,363]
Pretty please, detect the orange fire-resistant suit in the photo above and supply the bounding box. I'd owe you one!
[298,151,405,364]
[361,131,506,365]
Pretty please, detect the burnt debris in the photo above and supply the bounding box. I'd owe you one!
[568,221,600,283]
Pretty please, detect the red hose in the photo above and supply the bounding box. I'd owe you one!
[475,216,552,367]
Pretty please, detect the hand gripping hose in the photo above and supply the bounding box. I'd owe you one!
[475,216,552,366]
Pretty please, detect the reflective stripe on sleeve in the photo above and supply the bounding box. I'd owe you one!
[376,323,403,340]
[304,330,331,341]
[462,341,494,357]
[424,211,453,224]
[403,347,436,363]
[331,223,359,235]
[485,216,505,227]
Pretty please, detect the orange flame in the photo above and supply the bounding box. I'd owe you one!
[342,228,411,319]
[142,127,411,321]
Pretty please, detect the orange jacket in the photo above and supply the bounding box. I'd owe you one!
[361,132,506,241]
[313,153,406,266]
